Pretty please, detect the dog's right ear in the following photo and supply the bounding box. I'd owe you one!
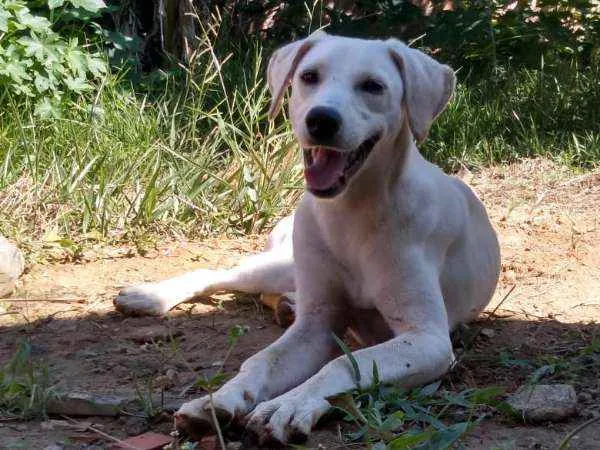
[267,31,326,120]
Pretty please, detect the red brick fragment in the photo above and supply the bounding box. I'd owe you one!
[111,431,173,450]
[199,435,219,450]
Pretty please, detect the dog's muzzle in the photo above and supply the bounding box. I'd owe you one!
[302,134,380,199]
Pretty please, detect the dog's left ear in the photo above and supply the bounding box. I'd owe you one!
[267,30,326,120]
[387,39,456,143]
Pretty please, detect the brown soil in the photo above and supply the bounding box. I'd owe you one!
[1,159,599,450]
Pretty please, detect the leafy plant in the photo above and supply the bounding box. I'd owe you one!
[194,324,250,393]
[331,373,505,449]
[330,336,505,448]
[0,0,108,117]
[0,339,56,419]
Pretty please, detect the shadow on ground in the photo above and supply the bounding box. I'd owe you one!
[1,297,599,449]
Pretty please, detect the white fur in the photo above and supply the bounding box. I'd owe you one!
[115,32,500,444]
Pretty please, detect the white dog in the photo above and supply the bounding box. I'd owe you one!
[115,32,500,444]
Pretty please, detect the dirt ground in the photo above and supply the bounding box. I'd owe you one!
[1,158,599,449]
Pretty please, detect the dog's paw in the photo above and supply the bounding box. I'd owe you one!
[175,387,257,438]
[246,392,330,444]
[114,283,173,316]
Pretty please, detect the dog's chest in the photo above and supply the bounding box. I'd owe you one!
[333,234,391,310]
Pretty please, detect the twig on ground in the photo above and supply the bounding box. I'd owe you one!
[60,415,141,450]
[557,415,600,450]
[1,298,86,303]
[208,392,226,450]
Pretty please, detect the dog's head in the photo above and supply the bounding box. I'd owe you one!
[267,32,455,199]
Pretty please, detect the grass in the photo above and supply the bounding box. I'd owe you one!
[0,28,302,256]
[320,335,508,449]
[425,60,600,170]
[0,27,598,255]
[0,339,55,420]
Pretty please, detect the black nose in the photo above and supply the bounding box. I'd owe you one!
[305,106,342,142]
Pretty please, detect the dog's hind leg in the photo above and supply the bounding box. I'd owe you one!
[114,217,295,316]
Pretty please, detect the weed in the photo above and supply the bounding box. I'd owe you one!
[133,375,159,421]
[330,375,505,449]
[191,325,249,448]
[0,339,56,419]
[330,334,505,448]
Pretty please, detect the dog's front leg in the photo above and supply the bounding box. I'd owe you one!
[174,311,343,438]
[247,267,454,443]
[246,330,453,443]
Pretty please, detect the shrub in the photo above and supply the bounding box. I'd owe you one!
[0,0,108,117]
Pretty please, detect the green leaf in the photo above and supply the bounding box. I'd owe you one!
[0,60,32,83]
[418,381,441,398]
[64,46,87,76]
[34,97,61,119]
[422,421,471,449]
[468,386,505,405]
[69,0,106,13]
[332,333,361,387]
[85,55,107,76]
[17,35,61,65]
[0,9,11,32]
[64,76,91,92]
[381,410,405,431]
[388,431,433,449]
[14,9,51,33]
[194,372,230,390]
[372,360,380,386]
[34,73,53,92]
[48,0,66,8]
[227,325,249,345]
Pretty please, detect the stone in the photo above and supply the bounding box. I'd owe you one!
[43,445,64,450]
[507,384,577,422]
[480,328,496,338]
[577,391,592,404]
[122,415,149,436]
[0,236,24,297]
[47,391,132,417]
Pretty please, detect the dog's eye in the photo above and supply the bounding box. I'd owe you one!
[300,70,319,85]
[360,79,385,94]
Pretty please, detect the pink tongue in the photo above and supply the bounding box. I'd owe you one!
[304,148,345,191]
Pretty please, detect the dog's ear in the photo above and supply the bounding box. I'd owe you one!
[267,30,326,120]
[387,39,456,143]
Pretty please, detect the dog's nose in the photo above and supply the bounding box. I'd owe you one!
[305,106,342,142]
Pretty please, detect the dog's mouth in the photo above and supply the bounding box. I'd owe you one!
[303,134,380,199]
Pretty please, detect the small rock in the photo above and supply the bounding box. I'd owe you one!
[577,392,592,404]
[580,408,600,420]
[166,368,178,383]
[162,398,184,413]
[480,328,496,338]
[47,391,132,417]
[43,445,64,450]
[122,415,149,436]
[508,384,577,422]
[504,269,517,283]
[128,327,183,345]
[0,236,24,297]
